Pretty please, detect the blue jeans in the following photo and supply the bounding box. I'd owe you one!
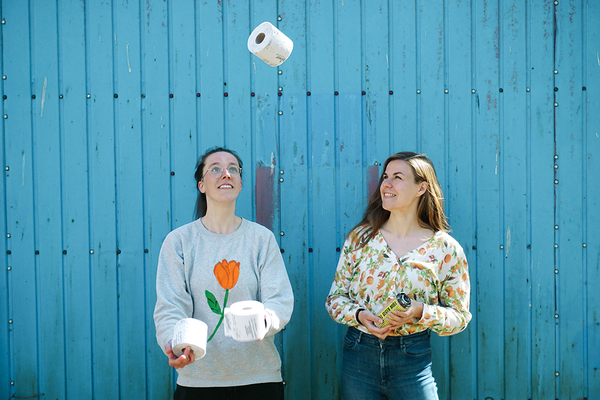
[342,327,439,400]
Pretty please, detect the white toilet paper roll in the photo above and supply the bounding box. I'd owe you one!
[224,300,270,342]
[247,22,294,67]
[172,318,207,359]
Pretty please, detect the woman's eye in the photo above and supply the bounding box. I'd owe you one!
[212,166,222,173]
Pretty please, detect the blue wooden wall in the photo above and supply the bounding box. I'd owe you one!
[1,1,599,399]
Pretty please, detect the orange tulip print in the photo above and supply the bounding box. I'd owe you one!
[205,259,240,342]
[214,259,240,289]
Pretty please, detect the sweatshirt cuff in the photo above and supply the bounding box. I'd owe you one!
[264,309,282,337]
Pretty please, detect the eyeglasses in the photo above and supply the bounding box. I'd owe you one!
[202,165,242,180]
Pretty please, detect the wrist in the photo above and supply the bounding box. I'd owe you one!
[415,302,425,320]
[355,308,364,325]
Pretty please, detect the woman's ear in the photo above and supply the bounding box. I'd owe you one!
[198,181,205,194]
[418,181,428,196]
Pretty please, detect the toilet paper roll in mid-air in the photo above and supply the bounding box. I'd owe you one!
[224,300,271,342]
[247,22,293,67]
[172,318,208,359]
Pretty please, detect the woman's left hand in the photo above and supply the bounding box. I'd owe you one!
[384,301,424,329]
[165,340,195,369]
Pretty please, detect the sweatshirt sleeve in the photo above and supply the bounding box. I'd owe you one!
[153,231,194,353]
[324,237,362,327]
[418,240,472,336]
[258,231,294,337]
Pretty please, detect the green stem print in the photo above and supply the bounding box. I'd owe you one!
[206,289,229,342]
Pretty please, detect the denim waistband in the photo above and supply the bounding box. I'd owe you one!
[347,326,430,346]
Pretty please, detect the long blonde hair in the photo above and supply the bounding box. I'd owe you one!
[350,152,449,248]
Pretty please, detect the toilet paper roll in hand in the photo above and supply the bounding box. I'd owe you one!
[247,22,293,67]
[224,301,271,342]
[172,318,208,359]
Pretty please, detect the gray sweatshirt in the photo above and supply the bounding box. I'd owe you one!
[154,218,294,387]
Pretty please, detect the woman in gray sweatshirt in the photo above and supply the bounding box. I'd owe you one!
[154,147,294,400]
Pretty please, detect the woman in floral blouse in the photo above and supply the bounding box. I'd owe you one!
[325,151,471,400]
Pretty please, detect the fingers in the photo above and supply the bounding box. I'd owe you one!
[359,310,392,339]
[366,322,391,339]
[370,326,392,340]
[186,346,195,364]
[360,310,383,326]
[167,346,195,369]
[386,301,424,329]
[371,330,390,340]
[386,311,409,328]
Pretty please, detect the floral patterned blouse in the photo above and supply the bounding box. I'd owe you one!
[326,228,471,336]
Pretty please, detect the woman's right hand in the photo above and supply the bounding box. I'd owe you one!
[165,341,195,369]
[357,309,392,340]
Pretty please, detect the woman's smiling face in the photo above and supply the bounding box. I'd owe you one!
[380,160,426,213]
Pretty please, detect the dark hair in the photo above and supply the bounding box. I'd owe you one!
[349,151,449,249]
[194,147,243,219]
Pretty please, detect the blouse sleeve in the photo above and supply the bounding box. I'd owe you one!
[325,237,362,327]
[419,239,472,336]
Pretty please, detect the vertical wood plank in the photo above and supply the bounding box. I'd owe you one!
[364,0,389,161]
[86,0,120,397]
[277,0,309,397]
[474,0,503,397]
[391,0,418,151]
[337,0,364,238]
[555,1,585,398]
[419,2,450,393]
[3,2,39,397]
[199,0,225,150]
[446,0,476,398]
[419,1,446,170]
[250,0,280,248]
[501,0,530,398]
[114,0,147,397]
[0,39,9,395]
[226,0,252,220]
[529,1,555,398]
[584,2,600,398]
[170,0,198,227]
[142,1,174,398]
[308,0,338,398]
[58,0,94,397]
[30,1,66,398]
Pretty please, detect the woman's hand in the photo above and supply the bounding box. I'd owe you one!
[384,300,424,330]
[165,341,195,369]
[357,309,393,340]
